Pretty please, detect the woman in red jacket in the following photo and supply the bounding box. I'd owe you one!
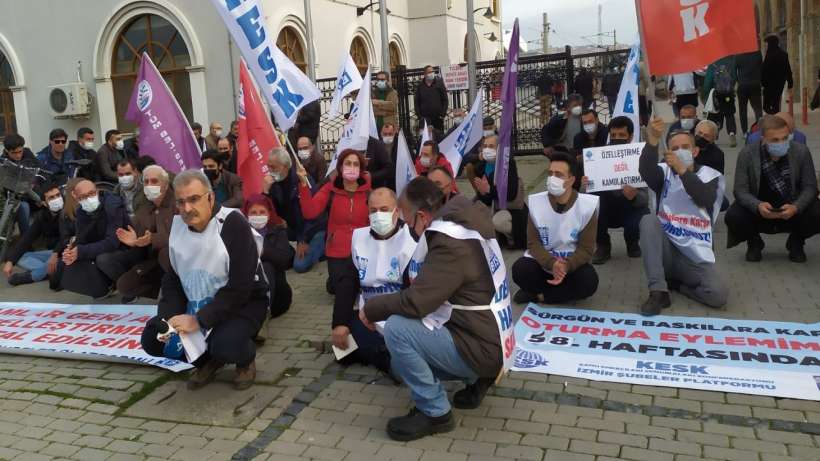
[297,149,371,351]
[414,141,458,192]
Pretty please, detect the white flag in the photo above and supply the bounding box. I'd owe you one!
[395,130,417,197]
[329,53,364,116]
[421,119,431,147]
[439,90,484,174]
[612,44,641,143]
[209,0,321,132]
[328,68,375,174]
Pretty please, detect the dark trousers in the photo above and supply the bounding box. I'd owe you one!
[724,201,820,245]
[328,257,360,328]
[117,260,163,299]
[96,248,147,285]
[500,207,528,250]
[512,257,599,303]
[638,95,651,126]
[262,261,292,318]
[707,93,737,136]
[763,84,785,114]
[595,191,649,245]
[737,83,763,134]
[141,315,258,368]
[344,314,390,372]
[60,260,112,298]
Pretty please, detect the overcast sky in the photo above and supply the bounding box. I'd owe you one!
[501,0,639,49]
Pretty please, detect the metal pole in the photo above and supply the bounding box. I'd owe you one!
[303,0,317,81]
[379,0,390,75]
[799,0,808,125]
[542,13,549,53]
[466,0,477,103]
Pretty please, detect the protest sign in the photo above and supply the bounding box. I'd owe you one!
[513,305,820,400]
[582,142,647,193]
[441,64,469,91]
[0,302,192,372]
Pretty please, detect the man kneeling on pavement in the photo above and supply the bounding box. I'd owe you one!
[359,177,514,441]
[638,117,728,315]
[140,170,268,390]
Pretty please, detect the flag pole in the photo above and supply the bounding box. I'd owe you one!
[284,129,312,189]
[633,0,654,118]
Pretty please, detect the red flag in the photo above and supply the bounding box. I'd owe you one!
[638,0,758,75]
[237,60,279,199]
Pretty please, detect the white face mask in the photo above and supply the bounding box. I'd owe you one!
[382,135,395,144]
[115,140,125,150]
[482,148,497,162]
[680,118,695,130]
[118,174,135,189]
[453,117,465,125]
[375,81,387,90]
[674,148,694,168]
[420,157,432,168]
[214,129,223,137]
[370,210,396,236]
[271,172,285,182]
[248,215,269,230]
[570,106,582,116]
[144,185,162,201]
[483,129,495,137]
[47,197,64,213]
[83,141,95,150]
[297,149,312,161]
[547,175,566,197]
[80,195,100,213]
[583,123,597,135]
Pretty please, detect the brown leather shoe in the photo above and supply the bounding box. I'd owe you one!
[187,360,224,390]
[234,361,256,390]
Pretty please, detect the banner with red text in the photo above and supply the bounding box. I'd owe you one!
[513,305,820,400]
[0,303,192,372]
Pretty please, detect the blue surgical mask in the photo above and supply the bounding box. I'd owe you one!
[674,149,694,168]
[767,141,789,158]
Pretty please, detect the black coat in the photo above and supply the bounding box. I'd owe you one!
[414,78,449,120]
[4,208,61,264]
[365,137,393,189]
[762,47,794,91]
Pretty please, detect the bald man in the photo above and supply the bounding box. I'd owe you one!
[342,188,417,372]
[746,111,807,145]
[693,120,725,174]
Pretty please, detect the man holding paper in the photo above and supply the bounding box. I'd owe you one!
[140,170,269,391]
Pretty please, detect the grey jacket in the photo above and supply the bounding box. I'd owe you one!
[733,141,818,213]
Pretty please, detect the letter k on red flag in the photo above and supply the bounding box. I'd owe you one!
[238,60,279,199]
[638,0,758,75]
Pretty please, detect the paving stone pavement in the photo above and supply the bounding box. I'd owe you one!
[0,110,819,460]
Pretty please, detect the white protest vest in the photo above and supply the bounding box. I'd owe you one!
[410,220,516,374]
[657,164,725,264]
[524,192,599,260]
[351,224,417,309]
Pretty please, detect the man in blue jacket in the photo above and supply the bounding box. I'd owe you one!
[58,179,129,298]
[36,128,75,186]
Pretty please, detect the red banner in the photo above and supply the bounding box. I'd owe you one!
[237,60,279,199]
[638,0,758,75]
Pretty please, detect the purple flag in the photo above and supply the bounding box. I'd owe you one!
[495,19,519,209]
[125,53,201,173]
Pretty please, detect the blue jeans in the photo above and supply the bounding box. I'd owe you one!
[293,230,325,273]
[17,250,52,282]
[15,201,30,234]
[383,315,478,417]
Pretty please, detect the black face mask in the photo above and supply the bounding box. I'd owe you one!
[609,139,630,145]
[407,213,422,242]
[695,135,710,149]
[204,169,219,181]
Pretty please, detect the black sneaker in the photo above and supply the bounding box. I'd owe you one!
[746,236,764,262]
[626,241,642,258]
[787,235,807,263]
[513,289,538,304]
[387,408,455,441]
[187,360,225,390]
[453,377,494,410]
[8,271,33,286]
[121,295,138,304]
[640,291,671,316]
[592,243,611,265]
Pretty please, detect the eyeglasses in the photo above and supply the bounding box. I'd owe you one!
[52,139,67,144]
[175,193,210,208]
[75,190,98,201]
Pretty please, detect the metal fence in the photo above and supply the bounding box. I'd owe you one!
[315,46,630,159]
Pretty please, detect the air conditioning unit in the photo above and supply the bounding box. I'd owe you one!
[49,82,91,118]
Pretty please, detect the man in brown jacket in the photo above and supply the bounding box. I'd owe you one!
[372,71,399,133]
[360,177,501,441]
[113,165,176,302]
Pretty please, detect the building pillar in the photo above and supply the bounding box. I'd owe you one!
[9,85,29,142]
[95,77,117,131]
[188,65,208,125]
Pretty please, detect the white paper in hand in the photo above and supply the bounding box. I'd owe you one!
[180,329,209,363]
[332,334,358,361]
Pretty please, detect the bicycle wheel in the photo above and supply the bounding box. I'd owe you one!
[0,191,19,261]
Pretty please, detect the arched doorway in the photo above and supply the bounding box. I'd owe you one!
[389,42,402,72]
[277,26,307,73]
[111,13,193,131]
[350,36,370,75]
[0,51,15,140]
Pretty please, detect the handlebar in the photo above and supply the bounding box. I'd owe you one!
[67,159,93,167]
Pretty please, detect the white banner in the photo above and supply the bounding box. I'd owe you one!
[513,305,820,400]
[395,130,417,197]
[439,90,484,174]
[442,63,469,91]
[329,53,364,116]
[327,68,378,173]
[612,44,641,143]
[0,302,192,372]
[210,0,321,132]
[582,142,647,192]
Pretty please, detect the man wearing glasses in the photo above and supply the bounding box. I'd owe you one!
[36,128,75,186]
[140,170,268,391]
[58,179,129,299]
